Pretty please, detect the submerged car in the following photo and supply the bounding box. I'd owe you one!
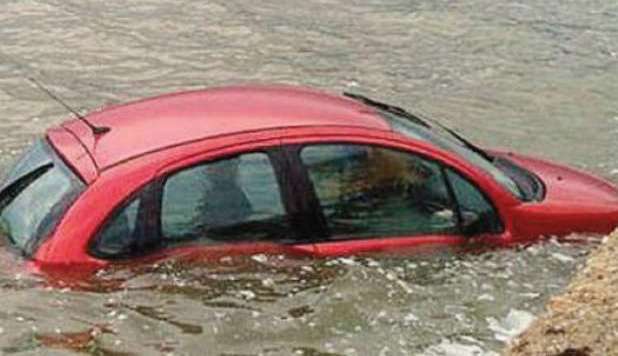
[1,85,617,269]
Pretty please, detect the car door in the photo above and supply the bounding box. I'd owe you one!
[286,141,504,256]
[89,146,317,261]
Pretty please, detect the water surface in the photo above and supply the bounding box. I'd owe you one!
[0,0,616,354]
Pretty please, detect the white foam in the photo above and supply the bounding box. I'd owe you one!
[420,338,499,356]
[487,309,536,342]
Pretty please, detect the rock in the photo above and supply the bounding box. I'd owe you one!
[504,229,618,356]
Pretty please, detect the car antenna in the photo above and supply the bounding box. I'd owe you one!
[26,77,111,136]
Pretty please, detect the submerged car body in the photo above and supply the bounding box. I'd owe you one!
[1,85,617,270]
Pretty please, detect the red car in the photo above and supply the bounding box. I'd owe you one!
[1,85,617,270]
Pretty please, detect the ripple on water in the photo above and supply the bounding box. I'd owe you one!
[0,231,601,354]
[0,0,616,354]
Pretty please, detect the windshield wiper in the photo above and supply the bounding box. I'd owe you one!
[343,91,494,162]
[429,120,495,162]
[343,92,431,129]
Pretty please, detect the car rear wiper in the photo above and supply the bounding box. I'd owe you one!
[343,91,494,162]
[0,164,53,212]
[343,92,431,129]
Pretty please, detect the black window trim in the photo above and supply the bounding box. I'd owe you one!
[280,144,330,243]
[88,141,507,260]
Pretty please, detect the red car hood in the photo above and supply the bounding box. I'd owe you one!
[501,152,618,206]
[494,154,618,239]
[495,151,618,238]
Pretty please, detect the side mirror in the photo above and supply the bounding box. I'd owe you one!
[460,210,482,236]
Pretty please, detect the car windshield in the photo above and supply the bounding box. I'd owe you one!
[376,108,524,200]
[0,139,84,254]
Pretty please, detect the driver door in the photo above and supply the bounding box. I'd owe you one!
[289,142,501,256]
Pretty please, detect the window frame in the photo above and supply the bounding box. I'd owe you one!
[157,149,293,243]
[88,139,506,260]
[288,141,504,243]
[89,147,303,260]
[88,179,162,259]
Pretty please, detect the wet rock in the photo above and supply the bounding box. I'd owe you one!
[504,230,618,356]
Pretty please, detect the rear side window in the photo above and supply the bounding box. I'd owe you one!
[0,139,84,254]
[161,153,289,242]
[91,152,292,258]
[92,198,141,257]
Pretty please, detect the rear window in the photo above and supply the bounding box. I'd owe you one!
[0,139,84,255]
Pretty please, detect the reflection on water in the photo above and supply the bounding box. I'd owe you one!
[0,0,616,354]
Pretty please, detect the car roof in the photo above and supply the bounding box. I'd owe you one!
[57,85,391,170]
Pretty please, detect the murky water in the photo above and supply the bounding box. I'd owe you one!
[0,0,616,354]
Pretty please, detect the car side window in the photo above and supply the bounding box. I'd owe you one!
[300,144,458,239]
[445,168,503,234]
[93,197,141,257]
[161,152,290,242]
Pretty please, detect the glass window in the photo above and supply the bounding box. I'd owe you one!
[0,139,84,253]
[0,140,52,191]
[161,152,289,242]
[300,144,458,239]
[92,197,141,257]
[446,169,502,234]
[382,110,523,199]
